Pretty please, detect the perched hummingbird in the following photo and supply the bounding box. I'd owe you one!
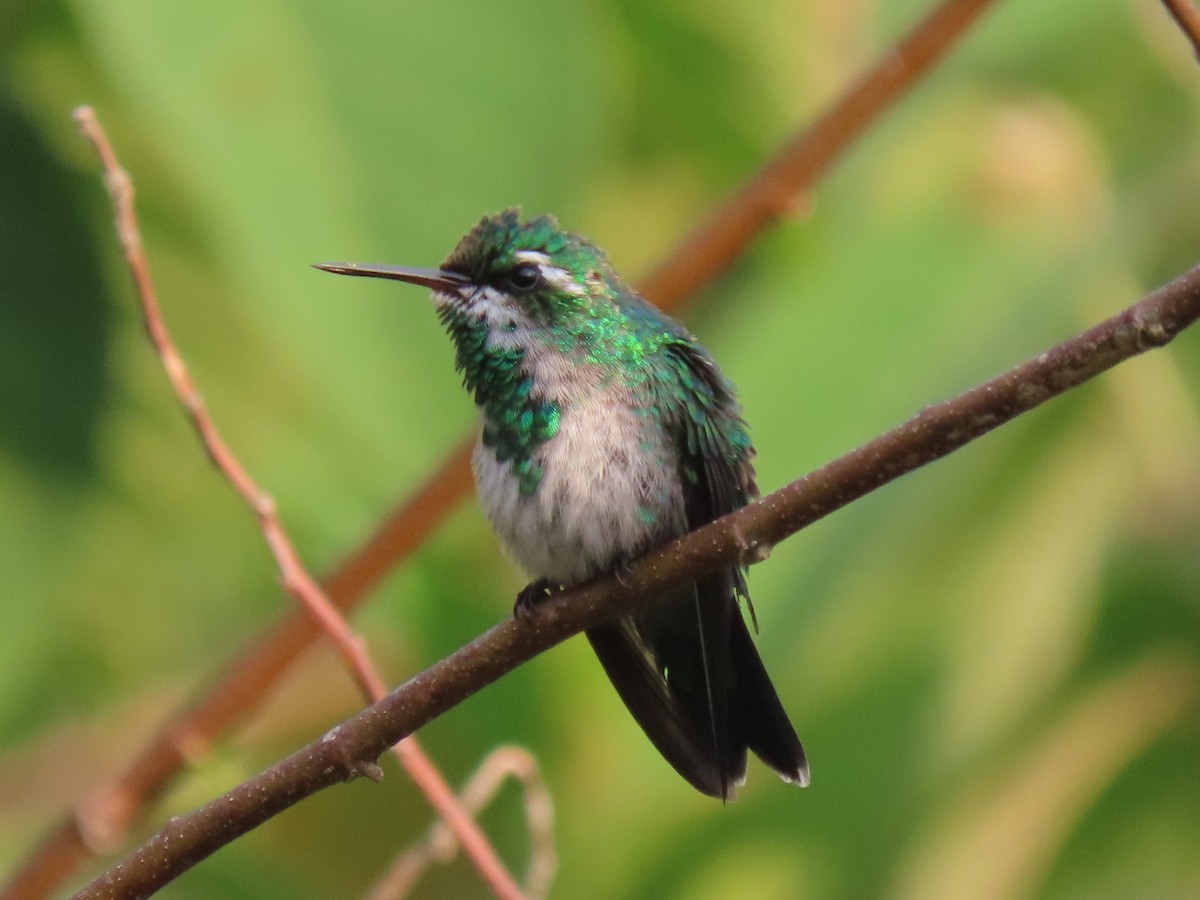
[317,210,808,799]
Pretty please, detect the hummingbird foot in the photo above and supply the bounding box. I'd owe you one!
[513,578,560,621]
[609,558,642,595]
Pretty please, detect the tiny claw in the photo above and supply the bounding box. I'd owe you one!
[610,556,636,589]
[514,579,557,621]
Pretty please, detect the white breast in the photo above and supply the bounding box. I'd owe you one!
[472,377,683,586]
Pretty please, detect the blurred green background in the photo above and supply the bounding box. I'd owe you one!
[2,0,1200,897]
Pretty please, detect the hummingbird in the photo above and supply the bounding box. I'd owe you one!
[316,210,809,799]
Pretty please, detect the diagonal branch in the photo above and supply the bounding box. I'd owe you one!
[365,747,555,900]
[1160,0,1200,60]
[637,0,1000,304]
[74,262,1200,899]
[0,2,997,897]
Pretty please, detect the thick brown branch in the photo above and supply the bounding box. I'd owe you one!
[74,263,1200,899]
[0,4,992,898]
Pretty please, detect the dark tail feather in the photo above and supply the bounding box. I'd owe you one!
[585,579,807,798]
[586,618,737,798]
[728,614,810,786]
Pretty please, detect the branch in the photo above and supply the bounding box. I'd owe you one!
[365,747,555,900]
[637,0,999,304]
[1160,0,1200,60]
[74,263,1200,898]
[68,107,529,900]
[1,2,994,896]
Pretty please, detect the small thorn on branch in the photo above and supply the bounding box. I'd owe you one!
[354,762,386,783]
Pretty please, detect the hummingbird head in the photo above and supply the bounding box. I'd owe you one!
[316,210,653,490]
[315,209,696,477]
[316,210,729,498]
[315,209,629,340]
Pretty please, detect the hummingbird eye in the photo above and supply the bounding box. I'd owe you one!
[506,264,541,292]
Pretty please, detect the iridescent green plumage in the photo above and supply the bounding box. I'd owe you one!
[317,211,808,798]
[437,210,756,506]
[436,306,559,494]
[444,209,609,294]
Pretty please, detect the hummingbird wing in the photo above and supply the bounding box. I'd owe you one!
[587,334,808,797]
[664,339,808,791]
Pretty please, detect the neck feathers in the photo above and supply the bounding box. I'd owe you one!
[438,306,560,495]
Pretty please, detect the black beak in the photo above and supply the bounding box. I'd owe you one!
[313,262,471,294]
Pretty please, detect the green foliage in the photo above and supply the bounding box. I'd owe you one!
[2,0,1199,897]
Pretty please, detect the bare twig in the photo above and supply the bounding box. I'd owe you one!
[73,262,1200,899]
[1160,0,1200,59]
[366,747,556,900]
[0,445,472,900]
[2,2,997,897]
[69,107,528,900]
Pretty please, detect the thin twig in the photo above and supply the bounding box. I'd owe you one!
[1,3,999,897]
[69,107,528,900]
[73,262,1200,899]
[1160,0,1200,59]
[365,747,556,900]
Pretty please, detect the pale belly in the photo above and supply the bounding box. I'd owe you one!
[472,396,684,586]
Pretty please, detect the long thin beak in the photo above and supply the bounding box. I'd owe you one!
[313,262,471,294]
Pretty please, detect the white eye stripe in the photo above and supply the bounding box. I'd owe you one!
[513,251,585,295]
[537,263,586,296]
